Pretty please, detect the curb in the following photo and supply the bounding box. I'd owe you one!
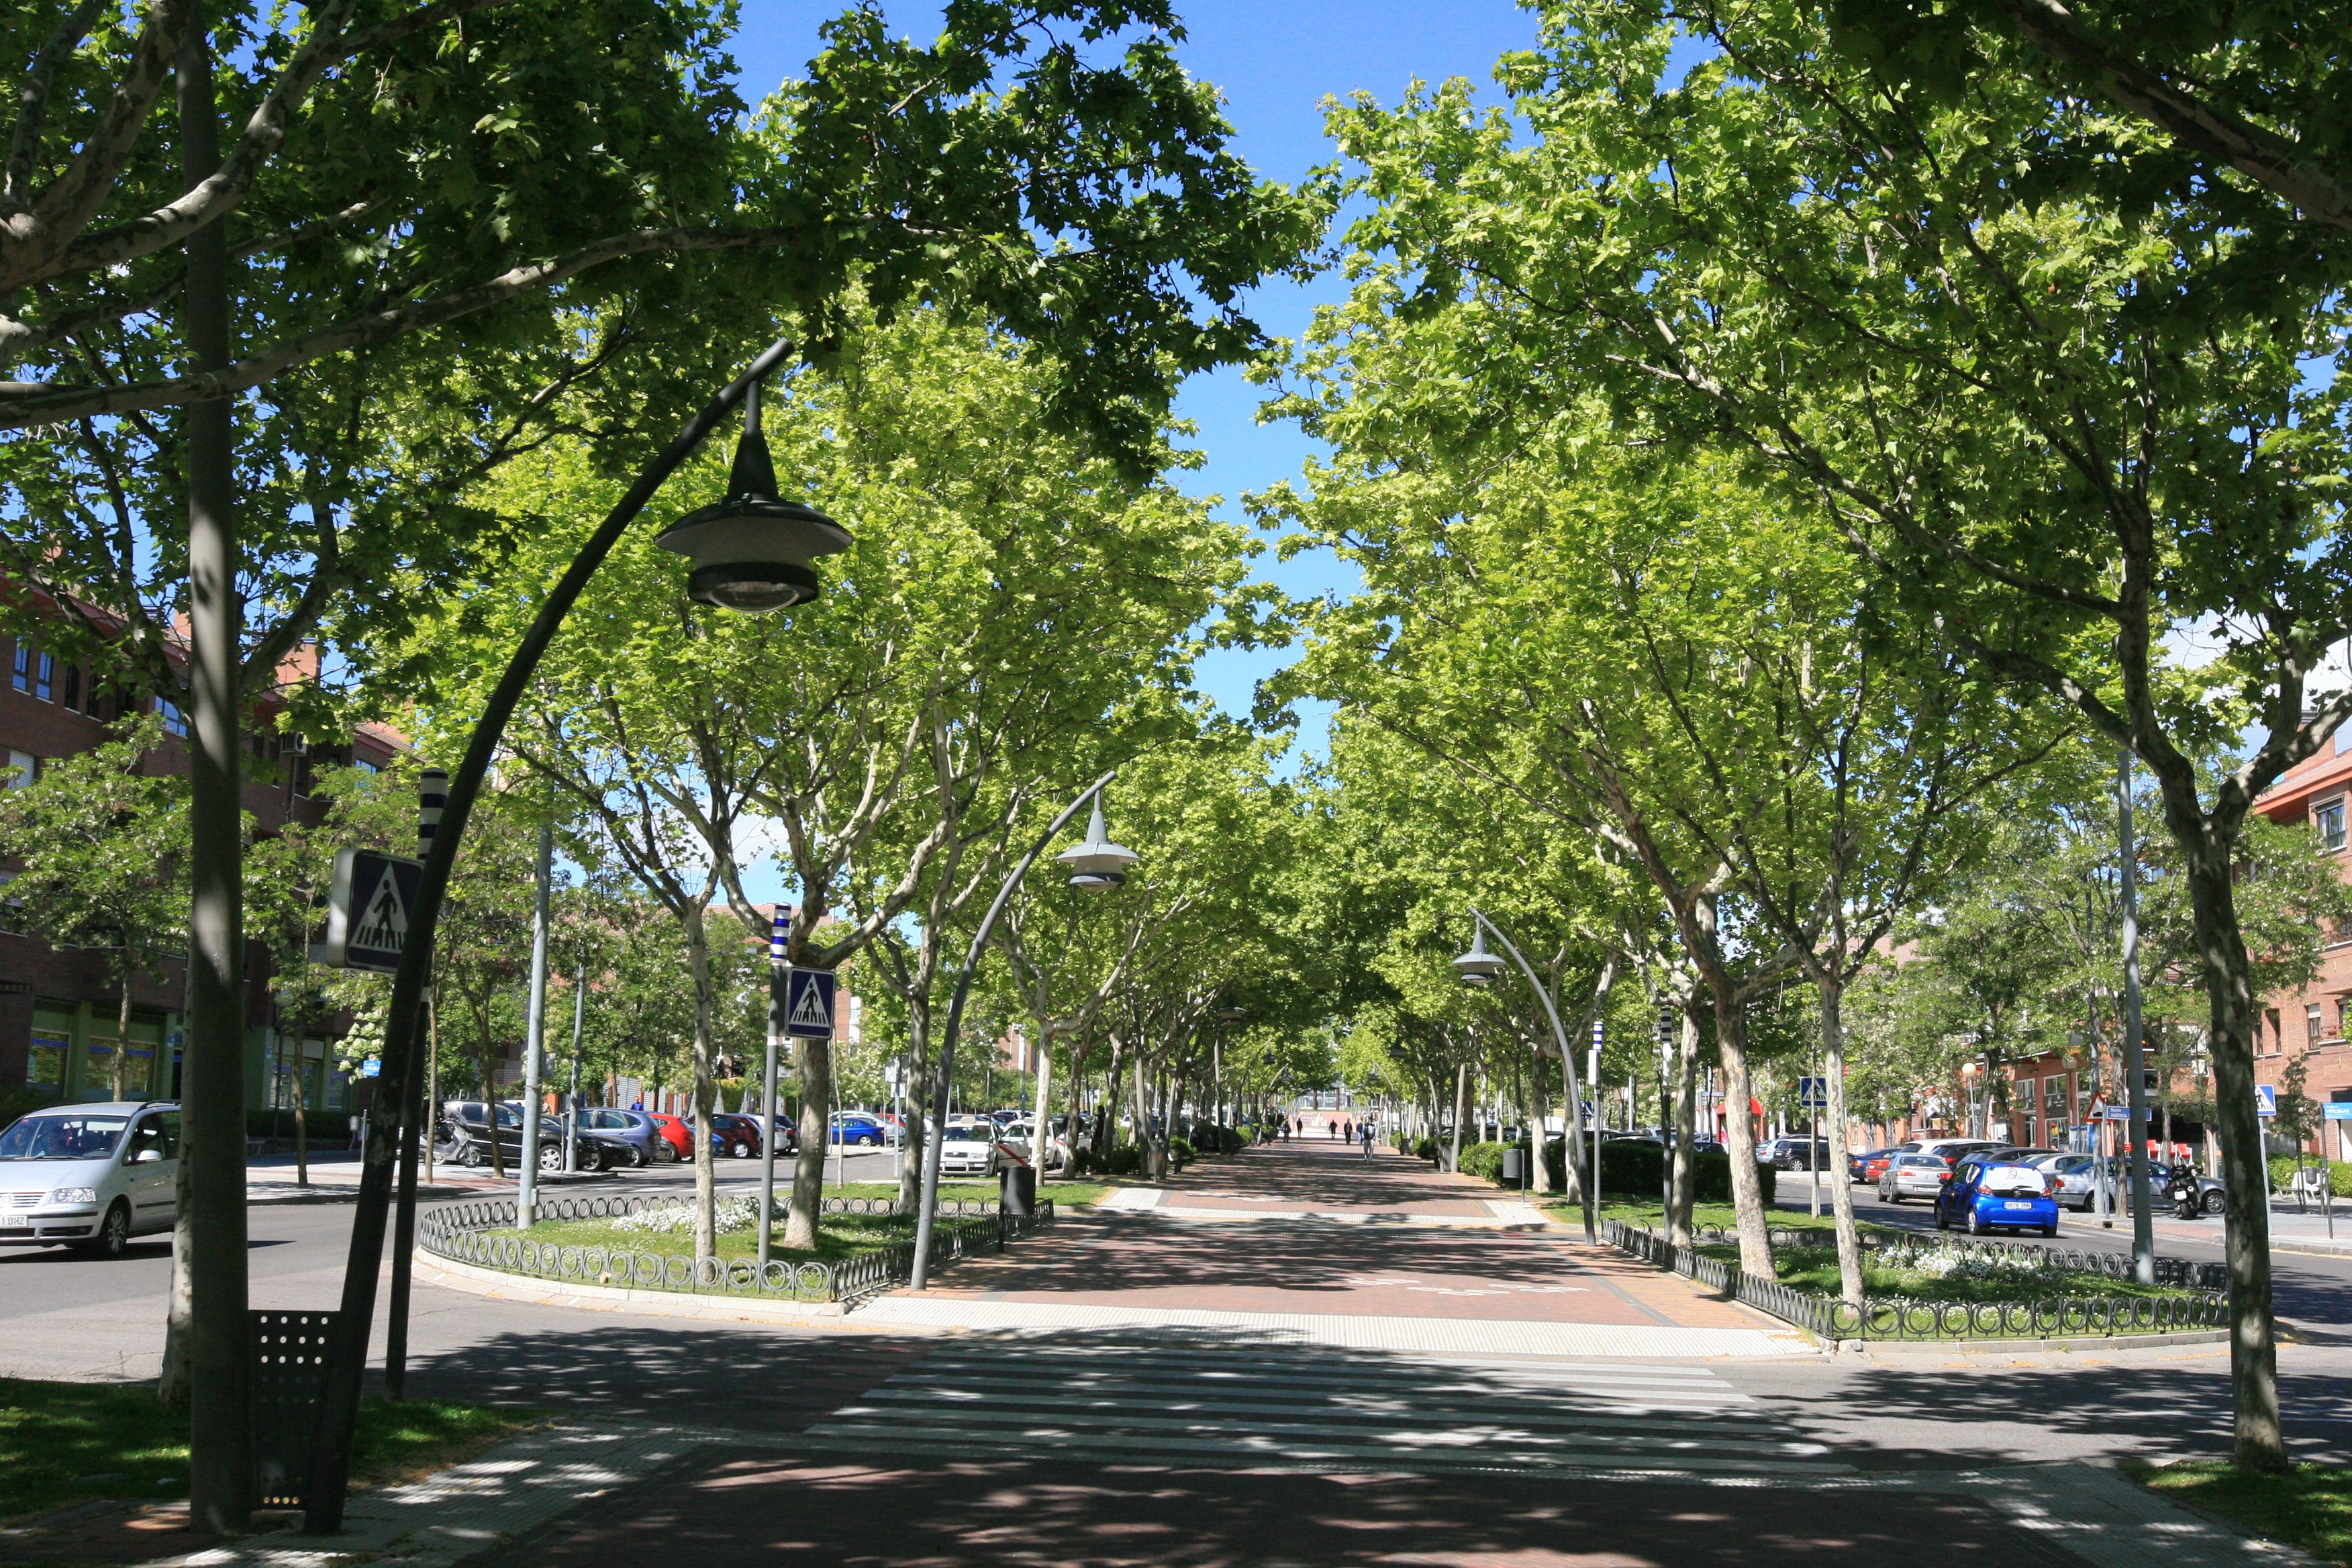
[413,1252,904,1329]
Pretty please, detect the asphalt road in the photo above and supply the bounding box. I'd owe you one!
[7,1163,2352,1475]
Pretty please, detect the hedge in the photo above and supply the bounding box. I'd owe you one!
[1461,1137,1774,1204]
[2269,1156,2352,1197]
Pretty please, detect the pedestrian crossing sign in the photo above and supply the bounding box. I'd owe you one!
[322,846,423,973]
[784,967,836,1039]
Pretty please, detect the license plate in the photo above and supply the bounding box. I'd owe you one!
[2004,1201,2033,1210]
[0,1218,28,1231]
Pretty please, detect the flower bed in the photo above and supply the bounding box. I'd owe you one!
[418,1191,1052,1304]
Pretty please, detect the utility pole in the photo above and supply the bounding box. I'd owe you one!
[2119,748,2156,1283]
[514,815,554,1227]
[565,959,585,1173]
[758,907,785,1273]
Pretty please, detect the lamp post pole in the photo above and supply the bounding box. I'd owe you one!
[909,773,1122,1290]
[305,337,804,1532]
[1460,907,1596,1244]
[758,905,785,1275]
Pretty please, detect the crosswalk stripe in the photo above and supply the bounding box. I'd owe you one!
[801,1340,1848,1479]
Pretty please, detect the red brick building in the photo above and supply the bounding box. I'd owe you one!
[1,595,401,1116]
[2248,739,2352,1157]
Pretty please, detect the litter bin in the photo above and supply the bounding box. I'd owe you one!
[1500,1146,1524,1185]
[1000,1163,1037,1217]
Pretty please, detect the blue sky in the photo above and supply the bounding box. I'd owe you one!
[726,2,1542,759]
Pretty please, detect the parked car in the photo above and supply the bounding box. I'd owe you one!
[1877,1153,1955,1204]
[1003,1119,1069,1171]
[830,1113,890,1147]
[936,1122,1013,1177]
[0,1100,179,1257]
[552,1108,671,1167]
[1849,1147,1898,1183]
[439,1101,583,1171]
[1935,1159,2060,1236]
[2025,1152,2104,1212]
[1909,1138,2006,1163]
[1763,1137,1832,1171]
[647,1112,695,1160]
[702,1113,763,1159]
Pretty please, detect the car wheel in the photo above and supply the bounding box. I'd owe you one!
[2204,1189,2225,1216]
[460,1144,485,1169]
[539,1142,564,1173]
[1968,1209,1989,1236]
[2041,1222,2058,1236]
[83,1202,132,1259]
[1885,1192,1901,1205]
[1934,1207,1948,1230]
[730,1141,752,1159]
[658,1140,679,1163]
[858,1134,877,1147]
[630,1143,649,1168]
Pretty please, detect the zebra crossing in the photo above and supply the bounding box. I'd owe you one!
[800,1338,1850,1480]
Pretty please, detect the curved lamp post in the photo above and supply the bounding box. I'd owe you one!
[909,775,1132,1290]
[308,338,834,1531]
[1454,907,1596,1244]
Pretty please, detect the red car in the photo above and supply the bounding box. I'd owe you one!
[1861,1151,1900,1183]
[648,1112,695,1161]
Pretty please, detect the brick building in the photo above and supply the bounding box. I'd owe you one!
[2248,739,2352,1155]
[0,595,402,1117]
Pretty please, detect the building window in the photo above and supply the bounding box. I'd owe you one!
[2309,1004,2324,1047]
[10,641,26,693]
[34,652,52,702]
[2044,1075,2068,1120]
[2269,1008,2284,1056]
[2339,997,2351,1041]
[2320,798,2348,852]
[5,750,31,788]
[157,697,188,738]
[60,663,79,712]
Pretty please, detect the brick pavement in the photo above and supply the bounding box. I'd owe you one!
[916,1141,1771,1334]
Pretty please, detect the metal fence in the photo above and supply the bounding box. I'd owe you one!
[418,1191,1052,1305]
[1605,1221,2228,1342]
[1669,1224,2229,1291]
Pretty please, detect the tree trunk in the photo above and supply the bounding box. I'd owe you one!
[1707,977,1771,1276]
[1819,973,1865,1307]
[112,972,134,1099]
[1670,1003,1700,1245]
[2165,816,2285,1469]
[175,24,253,1533]
[1530,1048,1556,1195]
[1448,1060,1467,1173]
[895,993,932,1212]
[683,914,718,1262]
[1029,1029,1055,1180]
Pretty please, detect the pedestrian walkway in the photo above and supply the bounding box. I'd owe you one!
[879,1140,1808,1357]
[801,1336,1845,1477]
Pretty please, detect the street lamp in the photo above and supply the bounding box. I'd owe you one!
[1058,799,1139,889]
[1453,908,1596,1244]
[910,775,1136,1289]
[309,338,823,1531]
[655,383,848,611]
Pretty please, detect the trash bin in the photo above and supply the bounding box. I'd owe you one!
[1000,1163,1037,1217]
[1500,1146,1524,1184]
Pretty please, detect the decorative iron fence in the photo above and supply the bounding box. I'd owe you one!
[1669,1224,2228,1291]
[1604,1221,2228,1342]
[418,1191,1052,1305]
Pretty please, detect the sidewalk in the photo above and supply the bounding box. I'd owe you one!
[856,1140,1812,1358]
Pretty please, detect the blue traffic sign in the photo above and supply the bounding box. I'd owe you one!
[323,847,423,973]
[2257,1084,2278,1118]
[783,968,836,1040]
[1798,1076,1828,1109]
[2326,1102,2352,1122]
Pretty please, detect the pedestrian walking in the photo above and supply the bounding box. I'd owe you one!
[1360,1120,1375,1161]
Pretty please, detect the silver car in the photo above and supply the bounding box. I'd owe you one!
[2026,1153,2102,1212]
[0,1100,179,1257]
[1877,1153,1953,1204]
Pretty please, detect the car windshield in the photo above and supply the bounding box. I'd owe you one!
[943,1126,991,1142]
[0,1112,132,1161]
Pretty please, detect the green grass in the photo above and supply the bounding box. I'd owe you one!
[818,1180,1116,1208]
[527,1210,916,1264]
[1584,1202,1906,1239]
[1749,1244,2192,1306]
[0,1378,542,1524]
[2134,1461,2352,1565]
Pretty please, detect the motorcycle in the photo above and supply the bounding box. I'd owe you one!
[2166,1165,2204,1221]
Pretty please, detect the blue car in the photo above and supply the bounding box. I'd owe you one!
[1934,1159,2060,1237]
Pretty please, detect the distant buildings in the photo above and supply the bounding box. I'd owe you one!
[1,593,401,1116]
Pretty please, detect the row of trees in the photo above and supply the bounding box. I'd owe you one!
[1271,0,2352,1474]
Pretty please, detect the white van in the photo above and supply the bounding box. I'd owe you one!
[0,1100,180,1257]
